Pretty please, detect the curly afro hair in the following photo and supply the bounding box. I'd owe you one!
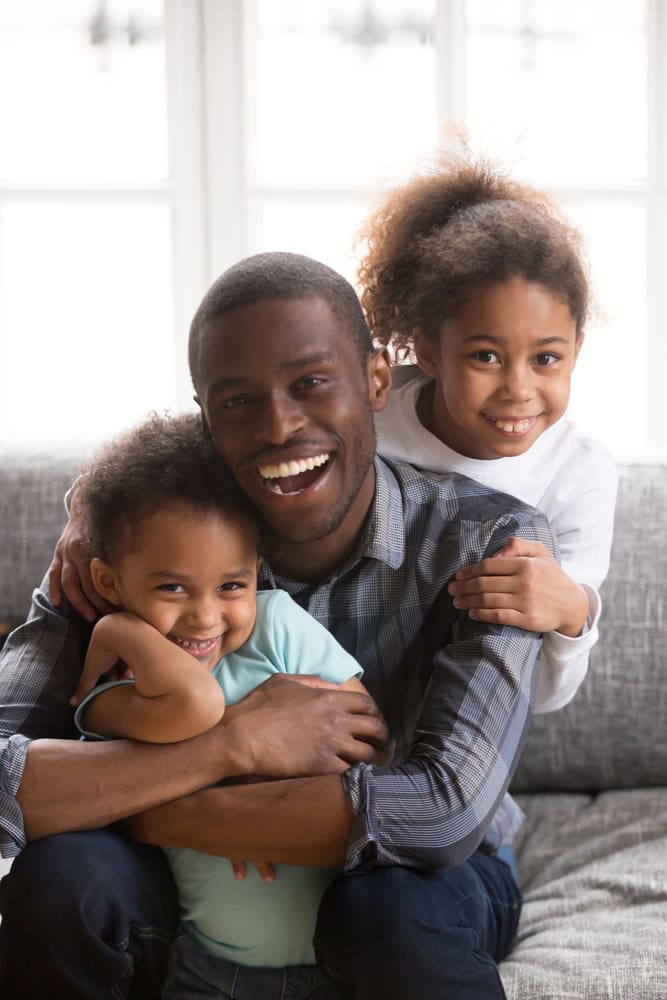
[356,150,590,356]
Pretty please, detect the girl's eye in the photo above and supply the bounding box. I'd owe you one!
[219,581,245,592]
[471,350,500,364]
[534,353,560,367]
[158,583,185,593]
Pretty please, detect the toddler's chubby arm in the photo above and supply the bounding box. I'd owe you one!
[447,536,589,638]
[69,612,225,743]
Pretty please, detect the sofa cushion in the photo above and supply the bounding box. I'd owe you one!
[501,788,667,999]
[0,450,86,627]
[512,463,667,793]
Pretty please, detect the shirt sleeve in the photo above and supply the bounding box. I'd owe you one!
[533,583,601,713]
[0,577,92,857]
[340,510,549,874]
[534,446,618,714]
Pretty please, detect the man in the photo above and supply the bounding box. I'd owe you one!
[0,252,554,999]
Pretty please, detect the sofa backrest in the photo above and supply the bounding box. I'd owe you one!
[2,452,666,792]
[512,463,667,793]
[0,449,86,628]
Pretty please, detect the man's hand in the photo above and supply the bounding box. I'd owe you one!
[447,536,589,637]
[47,507,114,622]
[222,673,393,778]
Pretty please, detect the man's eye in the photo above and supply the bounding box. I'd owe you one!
[297,376,325,390]
[219,581,244,592]
[223,395,251,409]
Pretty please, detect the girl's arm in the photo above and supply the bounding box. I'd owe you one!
[70,613,225,743]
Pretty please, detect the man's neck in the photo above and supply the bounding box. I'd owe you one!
[266,474,376,585]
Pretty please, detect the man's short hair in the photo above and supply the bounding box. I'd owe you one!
[188,251,373,389]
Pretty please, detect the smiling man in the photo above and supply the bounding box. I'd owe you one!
[0,253,556,1000]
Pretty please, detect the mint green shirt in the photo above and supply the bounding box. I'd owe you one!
[164,589,362,967]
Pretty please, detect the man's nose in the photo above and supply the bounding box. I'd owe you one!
[260,394,306,444]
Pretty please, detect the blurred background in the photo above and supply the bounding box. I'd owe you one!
[0,0,665,459]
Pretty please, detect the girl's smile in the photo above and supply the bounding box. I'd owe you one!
[414,277,583,461]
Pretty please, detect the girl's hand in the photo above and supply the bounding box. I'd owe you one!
[230,859,276,882]
[447,537,589,637]
[48,508,115,622]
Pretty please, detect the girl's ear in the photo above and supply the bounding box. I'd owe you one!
[413,329,440,380]
[367,346,392,412]
[90,558,124,607]
[573,331,586,368]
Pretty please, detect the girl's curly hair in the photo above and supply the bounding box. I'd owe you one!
[356,150,590,356]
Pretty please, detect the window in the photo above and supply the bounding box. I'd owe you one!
[0,0,186,445]
[2,0,666,459]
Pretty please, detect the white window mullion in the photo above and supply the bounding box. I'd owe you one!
[646,0,667,452]
[201,0,246,282]
[0,196,7,441]
[164,0,208,409]
[434,0,467,126]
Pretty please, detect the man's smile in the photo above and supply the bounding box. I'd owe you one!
[257,452,332,496]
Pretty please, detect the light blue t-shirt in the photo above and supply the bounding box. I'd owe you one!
[76,589,362,968]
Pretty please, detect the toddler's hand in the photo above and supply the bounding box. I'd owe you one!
[230,859,276,882]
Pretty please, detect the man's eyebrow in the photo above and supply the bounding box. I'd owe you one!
[462,333,571,347]
[208,350,337,391]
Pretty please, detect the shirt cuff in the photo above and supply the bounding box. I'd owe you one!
[545,584,601,659]
[0,734,32,857]
[340,763,383,873]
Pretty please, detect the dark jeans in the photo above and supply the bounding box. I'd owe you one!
[0,828,178,1000]
[0,830,519,1000]
[314,849,521,1000]
[163,931,346,1000]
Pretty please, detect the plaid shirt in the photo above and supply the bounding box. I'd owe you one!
[0,457,553,863]
[260,458,553,872]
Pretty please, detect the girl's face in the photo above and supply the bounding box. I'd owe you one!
[415,277,583,460]
[93,504,260,671]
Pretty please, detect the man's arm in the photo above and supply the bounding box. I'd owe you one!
[0,582,389,856]
[128,774,353,868]
[127,509,551,873]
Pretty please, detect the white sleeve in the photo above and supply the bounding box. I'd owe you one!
[533,584,601,713]
[533,444,618,714]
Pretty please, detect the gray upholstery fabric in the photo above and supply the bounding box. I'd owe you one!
[512,463,667,793]
[0,449,85,624]
[501,789,667,999]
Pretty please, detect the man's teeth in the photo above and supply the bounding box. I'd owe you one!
[258,453,329,480]
[493,419,531,433]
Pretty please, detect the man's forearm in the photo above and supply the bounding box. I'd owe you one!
[18,728,231,843]
[129,774,354,868]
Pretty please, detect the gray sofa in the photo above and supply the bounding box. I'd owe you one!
[1,451,666,999]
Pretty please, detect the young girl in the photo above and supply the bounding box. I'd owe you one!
[69,411,361,999]
[360,152,617,713]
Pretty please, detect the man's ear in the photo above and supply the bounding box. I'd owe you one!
[367,346,392,412]
[90,558,124,607]
[413,329,440,380]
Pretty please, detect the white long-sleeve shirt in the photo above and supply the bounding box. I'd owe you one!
[375,369,618,713]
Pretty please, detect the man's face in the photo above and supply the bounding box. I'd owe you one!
[194,296,389,564]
